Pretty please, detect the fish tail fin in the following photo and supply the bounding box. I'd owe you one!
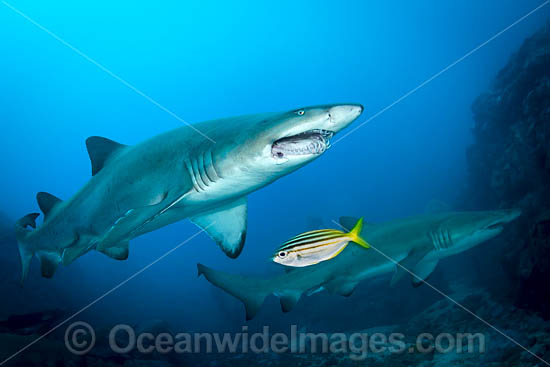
[349,217,370,249]
[15,213,40,285]
[198,263,272,320]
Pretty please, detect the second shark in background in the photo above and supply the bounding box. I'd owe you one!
[199,209,521,320]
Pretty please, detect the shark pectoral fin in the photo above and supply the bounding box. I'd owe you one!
[411,259,439,287]
[390,246,432,287]
[191,197,247,259]
[36,192,62,221]
[279,291,301,313]
[38,252,61,278]
[324,279,358,297]
[86,136,127,176]
[98,242,130,260]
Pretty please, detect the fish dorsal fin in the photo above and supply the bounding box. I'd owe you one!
[86,136,127,176]
[191,197,248,258]
[36,192,62,220]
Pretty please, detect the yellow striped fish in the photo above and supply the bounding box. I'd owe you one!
[272,218,370,267]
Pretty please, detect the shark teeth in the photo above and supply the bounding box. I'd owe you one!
[272,129,334,159]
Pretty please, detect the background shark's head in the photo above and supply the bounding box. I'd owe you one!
[436,209,522,255]
[212,103,363,187]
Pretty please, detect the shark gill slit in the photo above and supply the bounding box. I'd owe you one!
[191,159,206,192]
[209,150,223,179]
[184,161,202,193]
[202,151,217,183]
[197,154,210,188]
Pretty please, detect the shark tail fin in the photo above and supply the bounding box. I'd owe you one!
[348,217,370,249]
[15,213,40,285]
[198,263,273,320]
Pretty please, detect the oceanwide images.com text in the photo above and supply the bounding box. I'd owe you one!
[65,322,486,361]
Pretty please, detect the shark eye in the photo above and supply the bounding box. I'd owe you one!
[295,110,305,116]
[278,251,288,258]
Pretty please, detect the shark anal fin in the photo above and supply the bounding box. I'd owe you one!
[390,246,432,287]
[279,291,301,313]
[98,242,129,260]
[191,197,247,259]
[38,252,61,278]
[324,279,358,297]
[86,136,127,176]
[411,259,439,287]
[36,192,62,221]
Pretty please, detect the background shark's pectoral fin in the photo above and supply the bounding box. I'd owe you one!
[279,291,302,313]
[191,197,247,258]
[411,259,439,287]
[390,246,432,287]
[98,242,130,260]
[38,252,61,278]
[324,279,359,297]
[86,136,127,176]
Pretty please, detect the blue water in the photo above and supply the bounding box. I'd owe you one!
[0,0,547,343]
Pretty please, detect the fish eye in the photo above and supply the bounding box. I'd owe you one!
[295,110,305,116]
[278,251,288,258]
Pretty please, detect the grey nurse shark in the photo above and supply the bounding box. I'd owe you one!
[198,209,521,320]
[15,104,363,282]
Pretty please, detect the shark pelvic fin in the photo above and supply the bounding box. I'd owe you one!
[191,197,247,259]
[98,242,130,260]
[198,263,270,321]
[390,246,431,287]
[36,192,62,221]
[38,252,61,278]
[86,136,127,176]
[411,259,439,287]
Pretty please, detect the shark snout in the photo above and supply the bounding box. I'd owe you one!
[499,208,522,223]
[328,104,363,127]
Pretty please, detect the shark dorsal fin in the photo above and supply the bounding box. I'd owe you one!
[36,192,62,220]
[339,216,376,233]
[86,136,127,176]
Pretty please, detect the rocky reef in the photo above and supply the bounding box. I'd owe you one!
[461,24,550,318]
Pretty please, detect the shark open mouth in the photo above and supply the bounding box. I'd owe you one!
[272,129,334,159]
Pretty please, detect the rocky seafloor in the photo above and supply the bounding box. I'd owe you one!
[0,23,548,367]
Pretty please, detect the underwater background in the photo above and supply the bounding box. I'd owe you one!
[1,0,549,366]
